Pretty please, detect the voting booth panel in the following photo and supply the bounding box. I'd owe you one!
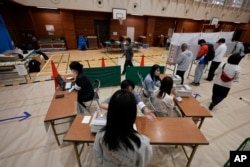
[168,32,235,65]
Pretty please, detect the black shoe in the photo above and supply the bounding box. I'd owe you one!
[121,72,125,75]
[194,82,200,86]
[205,78,212,81]
[209,103,214,110]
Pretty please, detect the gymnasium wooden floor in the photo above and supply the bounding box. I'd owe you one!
[0,47,250,167]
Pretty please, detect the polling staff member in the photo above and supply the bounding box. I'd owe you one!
[144,64,161,96]
[69,61,94,108]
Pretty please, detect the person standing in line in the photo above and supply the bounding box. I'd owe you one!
[175,43,193,84]
[191,39,208,86]
[121,37,134,75]
[206,38,228,81]
[69,61,94,108]
[94,90,153,167]
[144,64,161,96]
[232,40,245,59]
[209,53,241,110]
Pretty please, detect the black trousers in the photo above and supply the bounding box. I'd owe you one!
[207,61,220,80]
[176,70,185,84]
[122,60,133,74]
[212,84,230,106]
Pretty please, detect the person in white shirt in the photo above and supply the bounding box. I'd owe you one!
[94,90,153,167]
[209,53,241,110]
[206,38,227,81]
[151,76,181,117]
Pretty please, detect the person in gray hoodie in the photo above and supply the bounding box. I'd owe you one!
[175,43,194,84]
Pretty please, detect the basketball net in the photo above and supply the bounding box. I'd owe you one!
[118,17,123,25]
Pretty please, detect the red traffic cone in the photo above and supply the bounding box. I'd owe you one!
[140,55,145,66]
[51,60,59,89]
[101,57,105,67]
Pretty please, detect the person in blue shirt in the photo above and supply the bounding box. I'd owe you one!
[144,64,161,96]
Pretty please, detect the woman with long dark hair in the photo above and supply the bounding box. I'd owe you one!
[151,76,181,117]
[144,64,161,96]
[94,90,152,167]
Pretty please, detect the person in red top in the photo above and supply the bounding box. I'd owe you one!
[191,39,208,86]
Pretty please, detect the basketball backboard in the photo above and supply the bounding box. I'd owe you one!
[112,8,127,20]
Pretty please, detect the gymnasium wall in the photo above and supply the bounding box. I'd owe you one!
[0,3,250,50]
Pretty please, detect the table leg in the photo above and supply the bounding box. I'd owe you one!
[186,145,199,167]
[50,121,60,146]
[73,142,82,167]
[198,117,205,129]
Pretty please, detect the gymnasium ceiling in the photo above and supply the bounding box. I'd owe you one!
[8,0,250,23]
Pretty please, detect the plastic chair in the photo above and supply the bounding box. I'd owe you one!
[85,79,101,111]
[224,137,250,167]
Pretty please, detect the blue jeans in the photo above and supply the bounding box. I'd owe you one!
[194,64,206,83]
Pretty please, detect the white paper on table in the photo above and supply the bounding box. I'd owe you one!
[81,116,91,124]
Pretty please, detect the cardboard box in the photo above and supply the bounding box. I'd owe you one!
[0,54,19,61]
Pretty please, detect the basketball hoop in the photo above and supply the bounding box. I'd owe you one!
[118,17,123,25]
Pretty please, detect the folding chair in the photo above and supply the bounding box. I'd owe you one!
[137,71,149,98]
[224,137,250,167]
[149,96,157,112]
[85,79,101,111]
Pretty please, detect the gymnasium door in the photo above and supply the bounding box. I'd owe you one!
[94,20,110,47]
[127,26,135,42]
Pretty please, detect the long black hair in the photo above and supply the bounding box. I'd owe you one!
[101,89,141,151]
[149,64,161,81]
[157,76,173,98]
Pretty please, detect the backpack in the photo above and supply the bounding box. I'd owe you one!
[204,43,215,62]
[28,59,41,72]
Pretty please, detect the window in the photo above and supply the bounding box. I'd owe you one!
[232,0,244,8]
[212,0,225,5]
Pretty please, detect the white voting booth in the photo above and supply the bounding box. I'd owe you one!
[167,31,235,79]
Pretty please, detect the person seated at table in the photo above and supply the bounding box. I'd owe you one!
[69,61,94,108]
[100,79,156,120]
[151,76,181,117]
[144,64,161,96]
[94,89,153,167]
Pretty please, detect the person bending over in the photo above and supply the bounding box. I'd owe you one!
[69,61,94,108]
[94,89,153,167]
[100,80,156,120]
[191,39,208,86]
